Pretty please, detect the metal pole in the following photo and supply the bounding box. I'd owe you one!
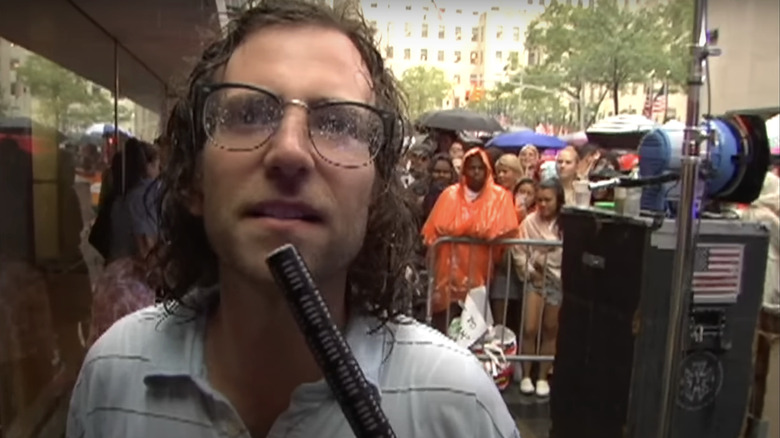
[578,87,586,131]
[657,0,710,436]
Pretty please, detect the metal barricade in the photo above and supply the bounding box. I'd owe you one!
[425,236,563,364]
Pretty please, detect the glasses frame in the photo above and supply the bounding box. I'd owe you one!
[199,82,399,169]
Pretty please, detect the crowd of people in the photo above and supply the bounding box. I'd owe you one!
[400,129,626,397]
[401,126,780,399]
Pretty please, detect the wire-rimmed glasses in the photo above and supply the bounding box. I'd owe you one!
[201,83,396,168]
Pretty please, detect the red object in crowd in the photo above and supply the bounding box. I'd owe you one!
[619,153,639,171]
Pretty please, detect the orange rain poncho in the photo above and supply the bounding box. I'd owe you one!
[421,148,519,313]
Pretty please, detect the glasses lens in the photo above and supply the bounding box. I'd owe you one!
[308,103,385,167]
[203,88,282,151]
[203,86,387,166]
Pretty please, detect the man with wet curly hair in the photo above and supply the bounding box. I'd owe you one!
[67,1,520,437]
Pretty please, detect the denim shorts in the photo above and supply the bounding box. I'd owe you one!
[526,284,563,307]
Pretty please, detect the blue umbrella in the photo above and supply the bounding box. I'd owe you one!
[85,123,131,137]
[486,130,567,149]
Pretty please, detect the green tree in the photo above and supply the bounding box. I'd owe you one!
[649,0,695,91]
[398,66,451,121]
[524,0,690,118]
[15,54,120,133]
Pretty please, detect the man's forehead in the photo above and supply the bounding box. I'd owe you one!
[223,25,374,104]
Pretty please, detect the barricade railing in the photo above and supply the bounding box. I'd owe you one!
[425,236,563,364]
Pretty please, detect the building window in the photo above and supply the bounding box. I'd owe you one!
[496,26,503,39]
[539,0,544,4]
[405,5,412,10]
[513,27,520,41]
[470,51,478,64]
[386,46,394,58]
[509,51,519,69]
[370,2,377,7]
[455,26,462,40]
[420,49,428,61]
[437,50,445,61]
[404,22,412,37]
[456,8,462,13]
[454,51,462,62]
[472,11,479,15]
[423,6,429,10]
[454,74,461,84]
[421,23,428,38]
[471,27,479,42]
[438,25,445,39]
[491,6,499,11]
[496,51,503,61]
[470,74,478,85]
[404,48,411,60]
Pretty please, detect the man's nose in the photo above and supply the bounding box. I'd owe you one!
[262,107,316,181]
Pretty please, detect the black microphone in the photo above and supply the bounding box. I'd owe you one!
[265,244,396,438]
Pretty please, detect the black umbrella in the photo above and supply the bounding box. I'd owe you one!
[420,109,503,133]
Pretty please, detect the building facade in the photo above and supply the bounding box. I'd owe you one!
[361,0,684,124]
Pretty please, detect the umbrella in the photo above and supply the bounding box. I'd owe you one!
[486,131,567,149]
[586,114,659,150]
[85,123,131,137]
[560,131,588,147]
[420,109,503,133]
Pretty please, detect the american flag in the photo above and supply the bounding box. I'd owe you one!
[691,244,744,303]
[651,84,667,115]
[643,84,666,118]
[430,0,443,20]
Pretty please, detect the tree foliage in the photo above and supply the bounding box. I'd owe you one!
[398,66,451,121]
[15,54,128,133]
[476,0,693,126]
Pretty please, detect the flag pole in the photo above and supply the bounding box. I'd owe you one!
[663,71,670,122]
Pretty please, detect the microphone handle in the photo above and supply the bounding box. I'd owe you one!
[266,244,396,438]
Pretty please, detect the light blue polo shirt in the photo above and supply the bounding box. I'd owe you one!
[67,303,520,437]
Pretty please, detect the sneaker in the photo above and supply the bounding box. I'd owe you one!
[519,377,535,395]
[536,379,550,397]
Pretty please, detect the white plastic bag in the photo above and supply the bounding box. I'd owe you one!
[448,285,494,348]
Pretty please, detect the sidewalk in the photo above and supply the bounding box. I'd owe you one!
[504,386,551,438]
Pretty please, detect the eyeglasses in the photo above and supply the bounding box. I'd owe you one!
[201,83,397,168]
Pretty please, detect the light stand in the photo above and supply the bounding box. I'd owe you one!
[656,0,720,436]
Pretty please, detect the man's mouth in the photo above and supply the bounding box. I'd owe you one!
[247,201,324,223]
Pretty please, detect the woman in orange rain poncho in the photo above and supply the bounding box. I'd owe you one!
[422,148,519,331]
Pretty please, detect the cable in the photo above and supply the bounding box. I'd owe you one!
[266,244,397,438]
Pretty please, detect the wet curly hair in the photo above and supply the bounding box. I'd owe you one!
[152,0,418,324]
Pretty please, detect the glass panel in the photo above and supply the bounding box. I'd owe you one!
[117,46,164,143]
[0,2,117,434]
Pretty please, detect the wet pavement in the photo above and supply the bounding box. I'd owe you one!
[503,385,552,438]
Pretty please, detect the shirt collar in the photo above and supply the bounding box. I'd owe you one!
[142,307,387,392]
